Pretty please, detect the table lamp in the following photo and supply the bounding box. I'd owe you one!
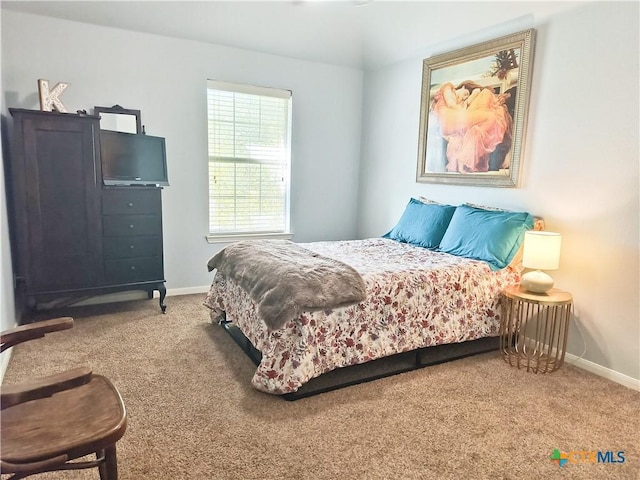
[520,231,562,293]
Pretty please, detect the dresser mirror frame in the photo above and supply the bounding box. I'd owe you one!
[94,105,142,134]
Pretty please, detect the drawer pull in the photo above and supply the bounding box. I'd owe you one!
[130,266,136,271]
[130,245,135,249]
[127,202,134,207]
[129,224,135,229]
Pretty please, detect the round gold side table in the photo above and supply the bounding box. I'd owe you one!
[500,285,573,373]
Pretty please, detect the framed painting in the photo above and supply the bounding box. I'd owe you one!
[416,29,535,187]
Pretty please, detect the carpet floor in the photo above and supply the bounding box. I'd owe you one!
[2,294,639,479]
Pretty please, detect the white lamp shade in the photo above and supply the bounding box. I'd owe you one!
[522,231,562,271]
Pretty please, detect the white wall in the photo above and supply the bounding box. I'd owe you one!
[1,10,363,298]
[358,2,639,383]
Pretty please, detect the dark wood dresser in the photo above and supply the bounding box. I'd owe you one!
[6,108,166,318]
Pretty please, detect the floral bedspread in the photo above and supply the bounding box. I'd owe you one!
[203,238,519,395]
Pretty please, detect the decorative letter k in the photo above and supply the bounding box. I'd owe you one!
[38,79,69,113]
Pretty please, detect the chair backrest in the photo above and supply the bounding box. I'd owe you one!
[1,317,73,353]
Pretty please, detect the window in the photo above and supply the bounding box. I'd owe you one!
[206,80,292,241]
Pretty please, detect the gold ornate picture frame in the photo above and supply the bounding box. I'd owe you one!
[416,29,535,187]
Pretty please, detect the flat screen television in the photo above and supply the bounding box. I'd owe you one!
[100,130,169,186]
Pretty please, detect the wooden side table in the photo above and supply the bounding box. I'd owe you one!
[500,285,572,373]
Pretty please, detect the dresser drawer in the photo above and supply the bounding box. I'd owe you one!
[103,236,162,260]
[103,215,161,236]
[102,188,161,215]
[104,258,163,283]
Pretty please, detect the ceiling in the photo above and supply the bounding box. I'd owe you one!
[2,1,589,69]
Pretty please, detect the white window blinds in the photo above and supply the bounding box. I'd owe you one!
[207,80,292,236]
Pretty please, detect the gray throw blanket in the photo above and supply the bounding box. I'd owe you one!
[207,240,367,331]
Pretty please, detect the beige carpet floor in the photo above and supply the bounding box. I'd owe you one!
[2,294,639,480]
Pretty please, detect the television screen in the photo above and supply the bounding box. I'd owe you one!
[100,131,169,186]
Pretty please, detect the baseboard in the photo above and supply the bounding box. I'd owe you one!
[166,285,210,296]
[565,352,640,391]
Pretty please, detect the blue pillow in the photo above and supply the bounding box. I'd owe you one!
[384,198,456,249]
[439,205,534,270]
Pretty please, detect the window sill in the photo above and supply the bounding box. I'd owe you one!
[206,232,294,244]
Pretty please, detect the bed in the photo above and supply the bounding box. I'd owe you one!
[204,200,539,399]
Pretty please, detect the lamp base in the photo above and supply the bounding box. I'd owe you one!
[521,270,554,293]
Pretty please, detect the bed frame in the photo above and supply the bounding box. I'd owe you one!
[212,219,544,399]
[220,318,500,401]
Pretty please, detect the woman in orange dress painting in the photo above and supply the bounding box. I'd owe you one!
[430,80,512,173]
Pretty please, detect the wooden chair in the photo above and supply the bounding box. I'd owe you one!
[1,317,127,479]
